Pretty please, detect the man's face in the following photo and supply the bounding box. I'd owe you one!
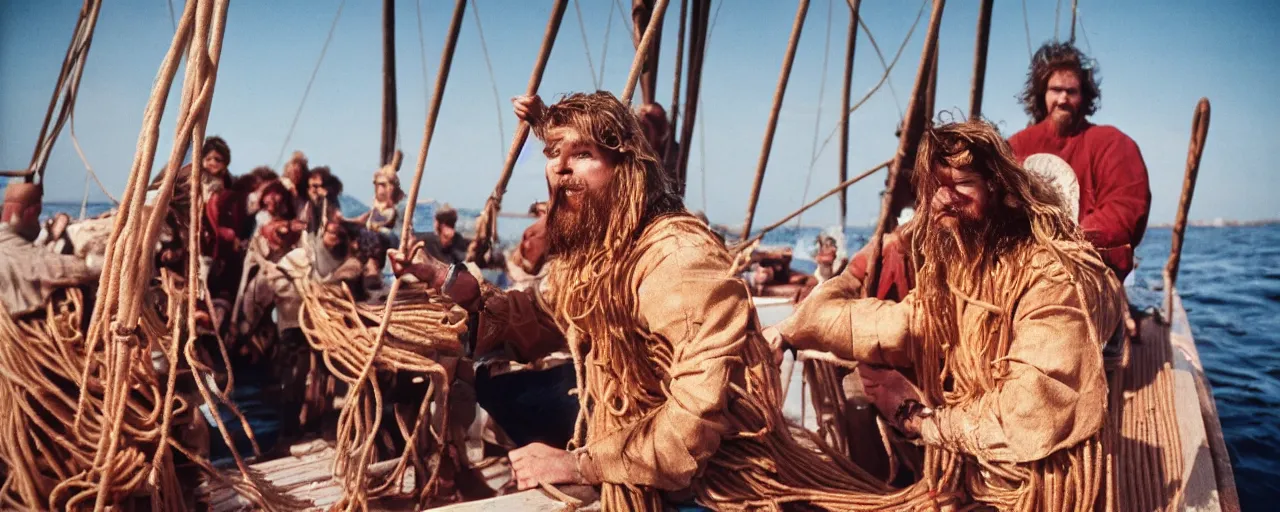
[284,162,303,184]
[321,221,343,250]
[543,127,615,214]
[262,191,284,217]
[1045,69,1083,129]
[930,164,992,233]
[374,178,394,204]
[307,175,327,203]
[542,126,619,253]
[202,150,228,176]
[7,204,41,241]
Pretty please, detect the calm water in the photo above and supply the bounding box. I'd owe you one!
[54,202,1280,507]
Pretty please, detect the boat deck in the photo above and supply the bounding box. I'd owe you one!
[202,295,1235,511]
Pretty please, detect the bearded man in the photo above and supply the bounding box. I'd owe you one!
[391,92,953,511]
[1009,42,1150,281]
[772,120,1127,510]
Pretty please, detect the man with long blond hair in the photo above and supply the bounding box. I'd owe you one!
[772,119,1127,510]
[391,92,962,511]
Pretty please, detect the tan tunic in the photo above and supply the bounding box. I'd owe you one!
[781,247,1123,463]
[476,216,755,491]
[0,224,97,318]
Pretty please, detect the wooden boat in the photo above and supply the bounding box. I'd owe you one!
[5,1,1242,511]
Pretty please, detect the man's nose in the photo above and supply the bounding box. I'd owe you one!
[553,157,573,176]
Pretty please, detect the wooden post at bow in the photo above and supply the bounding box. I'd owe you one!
[630,0,665,106]
[740,0,812,241]
[465,0,569,264]
[863,0,945,298]
[1164,98,1211,314]
[969,0,993,119]
[838,0,863,228]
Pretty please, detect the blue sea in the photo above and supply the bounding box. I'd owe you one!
[50,201,1280,508]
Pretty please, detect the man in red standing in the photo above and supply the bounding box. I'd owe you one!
[1009,42,1151,281]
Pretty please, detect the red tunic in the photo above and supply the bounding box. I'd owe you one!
[1009,120,1151,280]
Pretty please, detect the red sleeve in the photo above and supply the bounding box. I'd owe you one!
[1079,130,1151,250]
[205,193,240,243]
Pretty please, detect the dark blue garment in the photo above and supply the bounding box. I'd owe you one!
[474,363,579,449]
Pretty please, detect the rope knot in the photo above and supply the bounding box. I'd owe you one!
[110,321,141,348]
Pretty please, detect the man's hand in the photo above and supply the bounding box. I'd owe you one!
[509,442,586,491]
[761,326,787,366]
[387,248,444,287]
[512,95,547,125]
[859,365,926,437]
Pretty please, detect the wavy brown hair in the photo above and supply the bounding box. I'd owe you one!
[1019,42,1102,123]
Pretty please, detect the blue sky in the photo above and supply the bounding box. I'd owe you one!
[2,0,1276,228]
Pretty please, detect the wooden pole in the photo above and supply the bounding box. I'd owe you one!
[838,0,863,228]
[675,0,709,199]
[398,0,467,250]
[863,0,945,298]
[969,0,993,119]
[630,0,665,106]
[1163,98,1211,313]
[923,46,938,123]
[24,0,103,184]
[740,0,811,241]
[665,0,689,190]
[465,0,570,263]
[621,0,671,104]
[381,0,399,166]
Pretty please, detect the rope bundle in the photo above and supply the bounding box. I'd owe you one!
[298,279,467,511]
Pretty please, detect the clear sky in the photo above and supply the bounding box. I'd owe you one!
[2,0,1276,228]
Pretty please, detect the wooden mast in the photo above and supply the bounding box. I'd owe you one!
[969,0,994,119]
[381,0,399,167]
[674,0,708,199]
[465,0,571,263]
[838,0,863,228]
[863,0,945,297]
[740,0,812,241]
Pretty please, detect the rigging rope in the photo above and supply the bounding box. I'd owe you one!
[1054,0,1063,40]
[416,0,432,109]
[274,0,347,168]
[598,0,616,86]
[469,0,508,164]
[1021,0,1033,58]
[23,0,103,185]
[795,0,836,228]
[572,0,601,90]
[806,0,924,172]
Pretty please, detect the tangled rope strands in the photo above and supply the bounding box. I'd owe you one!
[0,290,186,510]
[39,0,295,509]
[297,279,467,510]
[558,217,959,511]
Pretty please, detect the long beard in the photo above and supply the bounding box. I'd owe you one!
[1049,105,1080,135]
[546,181,617,257]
